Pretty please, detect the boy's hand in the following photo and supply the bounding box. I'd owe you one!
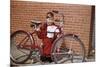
[36,27,40,31]
[35,24,41,31]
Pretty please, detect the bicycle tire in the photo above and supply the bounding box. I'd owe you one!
[10,30,34,64]
[52,34,85,64]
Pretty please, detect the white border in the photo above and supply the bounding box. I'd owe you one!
[0,0,10,67]
[0,0,97,67]
[17,0,95,5]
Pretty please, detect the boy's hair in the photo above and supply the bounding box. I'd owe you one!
[46,12,54,18]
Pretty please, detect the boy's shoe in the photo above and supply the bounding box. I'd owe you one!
[40,56,47,62]
[46,57,53,63]
[40,56,53,63]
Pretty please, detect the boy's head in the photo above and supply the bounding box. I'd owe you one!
[46,12,54,25]
[46,12,54,18]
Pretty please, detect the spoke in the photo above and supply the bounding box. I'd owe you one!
[72,58,83,60]
[60,58,71,63]
[18,49,30,55]
[71,55,83,62]
[52,52,69,55]
[15,54,29,60]
[55,56,71,63]
[73,56,83,59]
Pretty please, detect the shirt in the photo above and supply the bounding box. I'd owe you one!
[47,25,60,38]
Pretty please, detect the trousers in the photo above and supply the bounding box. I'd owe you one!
[42,37,53,57]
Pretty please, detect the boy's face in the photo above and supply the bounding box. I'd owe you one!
[46,14,54,25]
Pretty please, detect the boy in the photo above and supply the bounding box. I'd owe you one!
[36,12,60,62]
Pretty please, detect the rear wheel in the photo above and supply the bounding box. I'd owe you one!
[10,30,33,64]
[52,34,85,64]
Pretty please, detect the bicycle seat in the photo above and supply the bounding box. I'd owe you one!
[31,20,41,27]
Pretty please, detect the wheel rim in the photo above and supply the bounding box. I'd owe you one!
[52,35,85,64]
[11,31,32,63]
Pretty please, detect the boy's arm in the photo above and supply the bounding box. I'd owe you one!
[36,23,47,39]
[54,26,62,38]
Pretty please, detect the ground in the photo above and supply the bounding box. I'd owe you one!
[11,52,95,66]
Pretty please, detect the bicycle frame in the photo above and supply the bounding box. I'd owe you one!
[17,31,42,51]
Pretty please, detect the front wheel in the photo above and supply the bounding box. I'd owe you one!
[52,34,85,64]
[10,30,33,64]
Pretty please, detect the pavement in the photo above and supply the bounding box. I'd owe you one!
[11,47,95,67]
[11,54,95,67]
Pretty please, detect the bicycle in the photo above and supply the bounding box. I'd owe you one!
[10,10,85,64]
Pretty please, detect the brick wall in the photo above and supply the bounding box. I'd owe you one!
[11,1,92,56]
